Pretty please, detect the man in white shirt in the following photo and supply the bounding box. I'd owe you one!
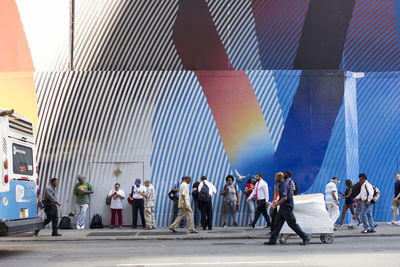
[325,177,340,227]
[355,173,376,233]
[107,183,125,228]
[129,178,147,229]
[198,176,217,230]
[169,176,198,233]
[247,173,271,229]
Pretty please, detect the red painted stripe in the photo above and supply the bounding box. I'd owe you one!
[347,19,396,67]
[346,1,389,41]
[345,3,392,55]
[266,0,306,65]
[256,0,284,38]
[258,0,297,50]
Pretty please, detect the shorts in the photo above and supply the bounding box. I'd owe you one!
[393,199,400,207]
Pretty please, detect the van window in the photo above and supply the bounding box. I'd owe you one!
[12,144,33,175]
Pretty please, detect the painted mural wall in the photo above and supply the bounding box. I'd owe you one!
[1,0,400,226]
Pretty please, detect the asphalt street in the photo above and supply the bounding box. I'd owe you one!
[0,235,399,267]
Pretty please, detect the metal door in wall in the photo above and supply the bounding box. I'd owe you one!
[89,162,144,227]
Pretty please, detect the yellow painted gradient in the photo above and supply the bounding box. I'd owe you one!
[0,72,38,133]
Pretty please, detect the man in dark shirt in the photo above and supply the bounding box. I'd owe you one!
[265,172,310,246]
[192,179,200,228]
[35,178,62,236]
[390,173,400,224]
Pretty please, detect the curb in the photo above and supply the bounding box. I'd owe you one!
[1,231,400,242]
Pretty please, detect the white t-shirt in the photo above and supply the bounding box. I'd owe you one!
[325,182,338,204]
[109,189,125,209]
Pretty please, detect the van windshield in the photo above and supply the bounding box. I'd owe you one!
[12,144,34,175]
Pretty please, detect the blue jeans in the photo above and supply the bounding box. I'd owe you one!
[76,204,89,228]
[247,198,256,223]
[360,202,375,231]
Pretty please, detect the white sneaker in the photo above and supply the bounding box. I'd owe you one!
[76,225,81,230]
[394,221,400,225]
[388,221,395,225]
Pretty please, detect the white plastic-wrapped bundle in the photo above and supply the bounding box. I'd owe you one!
[281,193,333,235]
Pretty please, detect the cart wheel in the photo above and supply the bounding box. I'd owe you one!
[279,234,288,244]
[320,234,325,243]
[323,234,334,244]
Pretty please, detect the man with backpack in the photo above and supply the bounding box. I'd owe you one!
[198,176,216,230]
[354,173,376,233]
[284,170,298,195]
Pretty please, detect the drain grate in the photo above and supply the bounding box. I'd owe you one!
[138,231,186,236]
[209,230,243,234]
[211,242,245,245]
[87,231,137,237]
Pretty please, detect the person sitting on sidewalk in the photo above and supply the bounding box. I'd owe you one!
[169,176,198,234]
[139,180,156,230]
[265,172,310,246]
[338,179,361,226]
[354,173,376,233]
[389,173,400,225]
[107,183,125,228]
[73,175,93,230]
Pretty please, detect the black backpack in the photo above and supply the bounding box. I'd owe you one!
[58,216,72,229]
[90,214,103,229]
[198,182,211,202]
[293,180,299,195]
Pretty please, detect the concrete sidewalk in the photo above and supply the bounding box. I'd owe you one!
[1,222,400,242]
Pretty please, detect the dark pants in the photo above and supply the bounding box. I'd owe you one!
[132,198,145,228]
[44,204,58,234]
[199,200,212,230]
[193,200,200,227]
[172,198,184,227]
[269,206,308,243]
[250,199,271,227]
[270,207,277,229]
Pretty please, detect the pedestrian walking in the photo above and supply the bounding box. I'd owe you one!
[198,176,216,230]
[247,173,271,229]
[221,175,239,227]
[389,173,400,224]
[349,180,362,228]
[129,178,147,229]
[169,176,197,233]
[73,175,93,230]
[107,183,125,228]
[284,170,297,195]
[140,180,156,230]
[244,177,257,224]
[171,177,184,228]
[354,173,376,233]
[35,178,62,236]
[269,183,279,230]
[192,178,201,228]
[325,177,340,226]
[265,172,310,246]
[338,179,361,226]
